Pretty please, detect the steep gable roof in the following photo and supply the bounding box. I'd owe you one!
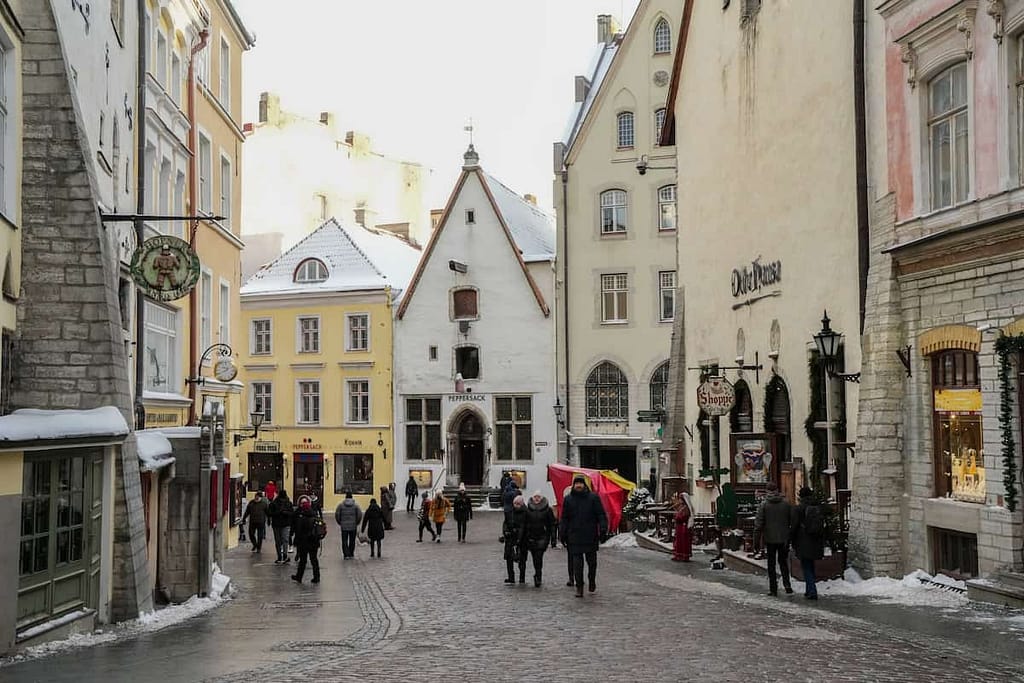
[658,0,695,147]
[241,218,420,299]
[396,163,551,320]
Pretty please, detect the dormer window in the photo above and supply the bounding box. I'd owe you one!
[294,258,328,284]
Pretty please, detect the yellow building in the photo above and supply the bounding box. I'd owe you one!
[239,219,420,511]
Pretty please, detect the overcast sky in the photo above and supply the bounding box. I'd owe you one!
[233,0,642,213]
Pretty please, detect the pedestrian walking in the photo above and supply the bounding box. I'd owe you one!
[405,475,419,512]
[380,485,395,531]
[671,491,695,562]
[290,496,321,584]
[561,484,574,587]
[648,468,658,502]
[416,492,437,542]
[502,479,520,522]
[453,483,474,542]
[385,483,398,529]
[334,491,363,560]
[270,489,294,563]
[361,498,386,558]
[499,470,512,493]
[523,490,557,587]
[502,495,528,584]
[241,490,269,553]
[559,475,608,598]
[755,481,795,596]
[264,479,277,502]
[793,486,825,600]
[431,491,451,542]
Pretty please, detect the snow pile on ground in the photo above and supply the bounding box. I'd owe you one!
[1,568,233,667]
[603,533,638,549]
[816,568,968,607]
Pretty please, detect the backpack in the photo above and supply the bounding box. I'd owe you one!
[803,504,824,536]
[313,515,328,540]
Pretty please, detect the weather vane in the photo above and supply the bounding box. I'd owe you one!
[464,118,474,146]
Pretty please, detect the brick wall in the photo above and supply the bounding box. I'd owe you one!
[16,0,151,619]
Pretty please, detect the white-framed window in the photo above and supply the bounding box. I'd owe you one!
[928,62,969,210]
[218,280,230,343]
[144,302,178,392]
[659,270,676,322]
[251,381,272,424]
[195,43,210,88]
[251,318,272,355]
[600,189,628,234]
[219,36,231,111]
[333,454,374,495]
[654,18,672,54]
[200,270,212,353]
[601,273,628,323]
[586,362,629,421]
[297,380,320,424]
[297,316,320,353]
[156,30,168,88]
[654,108,667,146]
[346,313,369,351]
[347,379,370,424]
[198,133,212,213]
[171,51,182,105]
[495,396,532,461]
[658,185,677,231]
[405,397,442,460]
[220,154,232,227]
[616,111,635,148]
[294,258,328,284]
[650,362,670,411]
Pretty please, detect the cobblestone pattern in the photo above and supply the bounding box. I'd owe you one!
[17,0,151,621]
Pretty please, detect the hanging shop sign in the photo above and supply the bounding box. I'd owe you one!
[696,376,736,416]
[130,235,201,302]
[731,256,782,298]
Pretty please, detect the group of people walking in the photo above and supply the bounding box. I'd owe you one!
[240,481,326,584]
[415,481,474,543]
[753,483,826,599]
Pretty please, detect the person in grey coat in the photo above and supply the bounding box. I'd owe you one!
[334,491,363,560]
[754,481,795,596]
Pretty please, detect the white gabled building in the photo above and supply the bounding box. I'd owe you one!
[393,147,557,498]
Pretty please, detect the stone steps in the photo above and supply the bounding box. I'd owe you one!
[441,486,499,509]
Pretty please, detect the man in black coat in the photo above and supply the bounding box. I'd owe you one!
[290,497,321,584]
[559,475,608,598]
[405,475,418,512]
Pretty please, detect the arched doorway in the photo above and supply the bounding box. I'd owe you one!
[764,376,791,461]
[454,411,485,485]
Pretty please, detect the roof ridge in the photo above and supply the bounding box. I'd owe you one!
[482,172,553,220]
[246,219,335,285]
[329,218,389,281]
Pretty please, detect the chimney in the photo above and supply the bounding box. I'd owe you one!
[574,75,590,103]
[523,194,537,206]
[319,112,331,126]
[430,209,444,230]
[552,142,566,175]
[597,14,615,44]
[345,131,372,155]
[258,91,281,124]
[354,206,378,229]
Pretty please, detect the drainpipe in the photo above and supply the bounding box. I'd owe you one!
[133,0,148,427]
[560,166,571,458]
[854,0,869,333]
[187,28,209,426]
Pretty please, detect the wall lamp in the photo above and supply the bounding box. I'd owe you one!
[449,260,468,273]
[812,311,861,383]
[233,411,265,447]
[553,398,566,428]
[636,154,677,176]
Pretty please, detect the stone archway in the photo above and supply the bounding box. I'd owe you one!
[448,408,487,486]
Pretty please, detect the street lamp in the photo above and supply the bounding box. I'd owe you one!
[233,410,265,447]
[553,398,565,428]
[812,311,860,383]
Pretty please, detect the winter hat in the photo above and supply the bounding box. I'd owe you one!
[531,490,542,500]
[513,495,525,508]
[422,491,430,499]
[572,475,586,485]
[459,483,466,492]
[299,498,311,510]
[345,490,354,499]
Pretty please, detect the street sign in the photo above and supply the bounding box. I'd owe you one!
[130,235,201,302]
[637,410,664,423]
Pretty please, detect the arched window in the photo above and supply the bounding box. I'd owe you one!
[616,111,635,149]
[654,18,672,54]
[730,379,754,433]
[764,376,791,462]
[649,361,670,411]
[586,362,629,421]
[654,108,667,146]
[600,189,628,234]
[658,185,676,231]
[294,258,328,284]
[931,349,983,501]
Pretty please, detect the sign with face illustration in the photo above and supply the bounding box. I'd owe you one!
[729,433,778,490]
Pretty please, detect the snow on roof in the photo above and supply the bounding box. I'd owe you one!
[153,426,202,439]
[482,173,555,262]
[561,40,619,153]
[241,218,420,299]
[0,406,129,444]
[136,430,175,472]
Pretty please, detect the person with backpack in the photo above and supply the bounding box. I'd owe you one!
[290,496,321,584]
[452,483,474,543]
[754,481,795,596]
[334,491,363,560]
[793,486,825,600]
[405,475,418,512]
[416,491,436,542]
[361,498,386,558]
[270,489,294,564]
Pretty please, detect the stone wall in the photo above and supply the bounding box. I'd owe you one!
[15,0,150,619]
[161,436,202,602]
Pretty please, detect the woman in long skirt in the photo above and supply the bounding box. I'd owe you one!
[672,491,695,562]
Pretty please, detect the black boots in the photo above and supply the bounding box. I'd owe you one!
[534,574,542,587]
[575,585,584,598]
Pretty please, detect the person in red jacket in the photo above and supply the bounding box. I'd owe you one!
[264,479,278,502]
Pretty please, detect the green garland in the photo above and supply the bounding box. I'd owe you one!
[995,334,1024,512]
[804,354,827,492]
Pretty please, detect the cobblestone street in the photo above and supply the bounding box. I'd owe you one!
[4,511,1024,682]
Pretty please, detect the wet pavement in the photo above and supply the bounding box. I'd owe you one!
[3,510,1024,682]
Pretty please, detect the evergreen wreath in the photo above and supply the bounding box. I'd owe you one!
[804,354,827,492]
[995,334,1024,512]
